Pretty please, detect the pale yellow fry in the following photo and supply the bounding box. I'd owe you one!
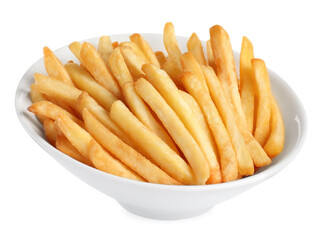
[180,72,238,183]
[135,78,209,185]
[187,33,207,66]
[30,84,47,123]
[202,65,254,175]
[122,81,179,154]
[180,52,209,93]
[252,59,272,146]
[110,100,195,185]
[264,96,285,158]
[119,42,148,62]
[28,100,84,128]
[206,40,216,71]
[56,135,94,167]
[65,63,117,111]
[75,92,138,150]
[130,33,160,67]
[108,47,133,88]
[68,41,84,65]
[33,73,82,108]
[161,60,184,89]
[83,108,180,185]
[179,90,219,165]
[142,64,220,183]
[43,118,57,146]
[240,37,255,133]
[163,22,182,71]
[120,46,147,79]
[80,42,122,99]
[56,112,93,159]
[155,51,167,67]
[98,36,113,65]
[43,46,74,86]
[88,140,145,182]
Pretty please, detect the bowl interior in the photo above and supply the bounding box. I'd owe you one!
[15,33,307,189]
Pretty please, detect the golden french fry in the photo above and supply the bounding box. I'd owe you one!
[240,37,255,133]
[88,140,145,181]
[202,65,254,175]
[187,33,207,65]
[135,78,209,184]
[65,63,117,111]
[130,33,160,67]
[30,84,47,123]
[108,47,133,88]
[80,42,122,99]
[98,36,113,65]
[43,46,74,86]
[122,81,179,154]
[120,46,147,79]
[28,100,84,128]
[155,51,167,67]
[83,108,180,185]
[163,22,182,71]
[180,52,209,93]
[180,72,238,182]
[119,42,148,62]
[252,58,272,146]
[45,96,77,116]
[112,41,119,49]
[68,41,84,65]
[206,40,216,71]
[43,118,57,146]
[161,60,184,89]
[56,134,93,167]
[33,73,82,108]
[142,64,220,183]
[264,96,285,157]
[110,100,195,185]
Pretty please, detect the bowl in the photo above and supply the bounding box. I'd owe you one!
[15,34,307,220]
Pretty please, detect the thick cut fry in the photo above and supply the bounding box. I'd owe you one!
[43,46,74,86]
[180,72,238,182]
[202,65,254,175]
[98,36,113,65]
[206,40,216,71]
[264,96,285,157]
[68,41,84,65]
[45,96,77,116]
[135,79,209,184]
[130,33,160,67]
[33,73,82,108]
[88,140,145,181]
[163,22,182,71]
[120,46,147,79]
[161,60,184,89]
[119,42,148,62]
[122,81,179,154]
[43,118,57,146]
[110,100,195,185]
[28,101,84,128]
[56,135,93,167]
[142,64,220,183]
[75,92,138,150]
[65,63,117,111]
[240,37,255,133]
[155,51,167,67]
[30,84,47,123]
[83,108,180,185]
[108,48,133,88]
[187,33,207,66]
[252,59,272,146]
[80,42,122,99]
[180,52,209,93]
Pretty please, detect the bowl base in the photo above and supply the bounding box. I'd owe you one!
[118,202,214,220]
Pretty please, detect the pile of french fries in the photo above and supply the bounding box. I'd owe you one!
[28,23,285,185]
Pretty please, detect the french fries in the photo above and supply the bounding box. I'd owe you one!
[68,41,84,65]
[98,36,113,65]
[251,59,272,146]
[142,63,221,183]
[187,33,207,65]
[119,42,148,62]
[83,108,179,185]
[155,51,167,67]
[161,60,184,89]
[206,40,216,71]
[43,118,58,146]
[120,46,147,79]
[110,100,195,185]
[240,37,255,133]
[30,84,47,123]
[163,22,182,71]
[135,78,209,184]
[65,62,117,111]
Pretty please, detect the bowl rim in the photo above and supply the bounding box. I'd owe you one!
[15,33,308,192]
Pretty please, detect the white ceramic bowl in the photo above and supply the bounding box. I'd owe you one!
[15,34,307,220]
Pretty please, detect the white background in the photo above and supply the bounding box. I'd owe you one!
[1,0,319,239]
